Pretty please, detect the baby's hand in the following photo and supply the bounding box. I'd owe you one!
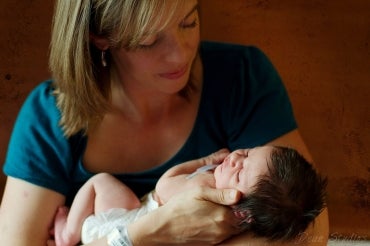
[186,164,218,179]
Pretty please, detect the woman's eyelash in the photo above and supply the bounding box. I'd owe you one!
[137,37,160,50]
[137,19,198,50]
[137,41,157,50]
[182,19,198,28]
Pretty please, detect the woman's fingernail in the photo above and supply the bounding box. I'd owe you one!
[229,189,237,199]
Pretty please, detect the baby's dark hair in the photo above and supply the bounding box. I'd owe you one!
[232,146,327,241]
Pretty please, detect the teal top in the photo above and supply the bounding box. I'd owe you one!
[3,41,297,204]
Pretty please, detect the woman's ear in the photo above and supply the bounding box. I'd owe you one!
[90,33,110,51]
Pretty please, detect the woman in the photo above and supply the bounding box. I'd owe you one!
[0,0,328,245]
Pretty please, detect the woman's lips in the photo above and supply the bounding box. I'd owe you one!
[159,65,188,80]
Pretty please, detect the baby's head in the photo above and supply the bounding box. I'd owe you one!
[214,146,327,241]
[214,146,272,195]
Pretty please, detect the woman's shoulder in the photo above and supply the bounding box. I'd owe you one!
[199,41,276,81]
[200,41,266,61]
[3,79,86,197]
[197,41,296,148]
[26,79,56,104]
[20,79,60,122]
[199,41,280,90]
[7,79,64,151]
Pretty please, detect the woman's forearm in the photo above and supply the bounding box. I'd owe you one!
[118,187,241,245]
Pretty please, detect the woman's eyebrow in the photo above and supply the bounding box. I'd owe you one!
[184,4,199,19]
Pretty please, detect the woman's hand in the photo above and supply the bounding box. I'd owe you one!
[129,187,242,245]
[156,149,230,204]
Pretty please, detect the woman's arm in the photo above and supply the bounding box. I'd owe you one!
[129,187,242,245]
[83,149,242,246]
[135,129,329,246]
[0,178,239,246]
[84,187,242,246]
[267,129,315,163]
[0,177,65,245]
[219,129,330,245]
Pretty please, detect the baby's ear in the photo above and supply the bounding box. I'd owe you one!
[233,208,254,224]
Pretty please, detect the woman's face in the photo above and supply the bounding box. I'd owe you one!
[214,146,274,195]
[110,0,200,96]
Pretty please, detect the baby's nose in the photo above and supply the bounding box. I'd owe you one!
[229,158,242,168]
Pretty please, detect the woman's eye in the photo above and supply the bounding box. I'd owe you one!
[138,35,158,49]
[138,42,156,50]
[181,18,198,29]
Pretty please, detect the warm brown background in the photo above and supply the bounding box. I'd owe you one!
[1,0,369,240]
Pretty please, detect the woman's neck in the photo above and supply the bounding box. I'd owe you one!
[109,55,203,124]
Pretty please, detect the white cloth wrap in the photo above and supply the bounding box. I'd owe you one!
[81,191,159,244]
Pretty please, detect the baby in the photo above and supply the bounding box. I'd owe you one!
[53,145,327,245]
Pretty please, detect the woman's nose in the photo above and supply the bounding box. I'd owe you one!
[163,32,187,63]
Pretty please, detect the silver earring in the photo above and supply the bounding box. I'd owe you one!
[101,50,107,67]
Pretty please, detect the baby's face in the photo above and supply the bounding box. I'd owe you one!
[214,146,273,195]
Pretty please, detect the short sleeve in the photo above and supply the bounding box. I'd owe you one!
[3,80,74,195]
[225,46,297,148]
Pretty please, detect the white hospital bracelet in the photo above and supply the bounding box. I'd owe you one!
[107,226,133,246]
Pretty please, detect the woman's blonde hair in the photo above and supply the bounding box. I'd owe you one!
[49,0,184,136]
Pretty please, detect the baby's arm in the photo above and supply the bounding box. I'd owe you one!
[160,149,229,179]
[155,149,229,204]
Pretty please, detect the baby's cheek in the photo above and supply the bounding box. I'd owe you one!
[214,179,229,189]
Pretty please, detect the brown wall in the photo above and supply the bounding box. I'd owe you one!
[0,1,54,194]
[1,0,369,240]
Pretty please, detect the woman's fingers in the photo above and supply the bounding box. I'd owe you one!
[193,186,241,206]
[201,148,230,165]
[143,186,243,244]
